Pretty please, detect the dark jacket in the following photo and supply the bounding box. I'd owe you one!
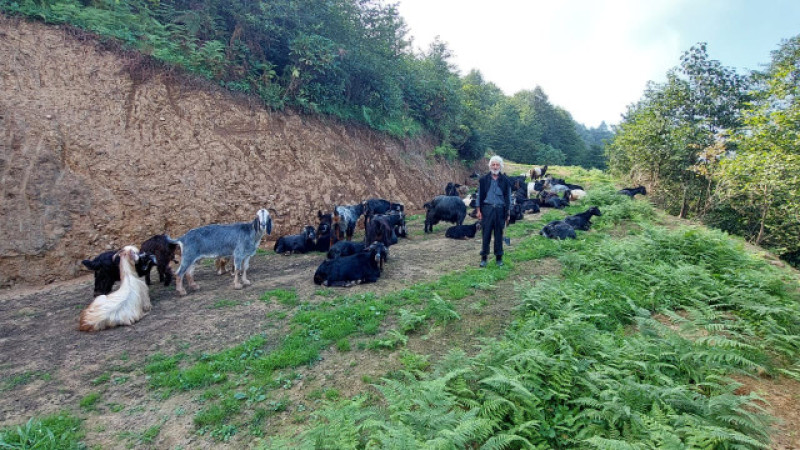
[477,172,512,218]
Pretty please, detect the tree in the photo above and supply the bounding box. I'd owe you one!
[607,43,749,217]
[714,35,800,260]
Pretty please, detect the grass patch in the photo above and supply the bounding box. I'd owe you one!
[90,373,110,386]
[0,371,44,392]
[210,299,239,309]
[260,288,299,307]
[119,420,163,446]
[335,338,351,352]
[0,412,85,449]
[79,392,101,411]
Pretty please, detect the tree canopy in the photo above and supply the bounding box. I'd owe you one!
[607,39,800,265]
[1,0,608,166]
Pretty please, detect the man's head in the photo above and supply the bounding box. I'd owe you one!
[488,155,504,175]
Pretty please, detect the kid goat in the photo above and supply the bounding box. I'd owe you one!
[82,249,156,296]
[167,209,274,295]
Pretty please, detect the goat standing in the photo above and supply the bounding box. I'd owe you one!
[167,209,274,295]
[564,206,602,231]
[82,249,156,296]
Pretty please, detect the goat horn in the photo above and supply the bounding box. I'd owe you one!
[267,207,282,218]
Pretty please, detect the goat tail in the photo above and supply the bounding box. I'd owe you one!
[164,234,184,256]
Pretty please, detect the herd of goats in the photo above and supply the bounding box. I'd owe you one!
[77,166,647,332]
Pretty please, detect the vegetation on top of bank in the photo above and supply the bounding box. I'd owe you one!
[0,0,608,167]
[607,39,800,267]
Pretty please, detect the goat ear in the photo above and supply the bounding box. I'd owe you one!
[266,217,273,235]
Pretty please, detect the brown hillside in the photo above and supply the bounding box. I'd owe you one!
[0,16,467,288]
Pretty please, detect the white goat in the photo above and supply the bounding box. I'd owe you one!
[569,189,587,201]
[79,245,151,332]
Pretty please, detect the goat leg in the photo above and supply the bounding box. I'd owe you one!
[175,275,187,296]
[233,270,244,289]
[185,270,199,291]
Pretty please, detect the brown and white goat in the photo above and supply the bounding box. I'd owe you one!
[79,245,151,332]
[528,165,548,180]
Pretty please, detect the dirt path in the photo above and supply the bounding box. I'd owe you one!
[0,217,490,429]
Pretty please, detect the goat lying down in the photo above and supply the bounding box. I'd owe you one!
[79,245,151,331]
[540,220,577,240]
[314,242,388,287]
[167,209,274,295]
[445,222,481,239]
[326,240,366,260]
[619,185,647,197]
[274,225,316,255]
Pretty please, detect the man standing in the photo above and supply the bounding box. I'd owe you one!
[476,155,512,267]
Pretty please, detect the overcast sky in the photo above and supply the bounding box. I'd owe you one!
[395,0,800,128]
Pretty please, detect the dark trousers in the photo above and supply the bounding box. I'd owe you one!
[480,205,505,259]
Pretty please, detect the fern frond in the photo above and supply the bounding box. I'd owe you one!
[479,433,534,450]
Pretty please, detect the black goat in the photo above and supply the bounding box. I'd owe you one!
[519,199,540,214]
[619,186,647,197]
[424,195,467,233]
[540,221,577,240]
[445,222,481,239]
[365,215,398,248]
[513,184,528,204]
[274,225,317,254]
[564,206,602,231]
[363,199,404,231]
[377,211,407,238]
[539,190,571,209]
[313,242,388,287]
[326,241,366,259]
[445,182,462,196]
[509,175,527,191]
[82,249,157,296]
[508,203,524,224]
[140,234,178,287]
[315,211,336,252]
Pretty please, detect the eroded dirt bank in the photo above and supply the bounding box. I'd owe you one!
[0,16,467,287]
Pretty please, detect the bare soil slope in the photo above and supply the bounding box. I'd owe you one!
[0,16,466,287]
